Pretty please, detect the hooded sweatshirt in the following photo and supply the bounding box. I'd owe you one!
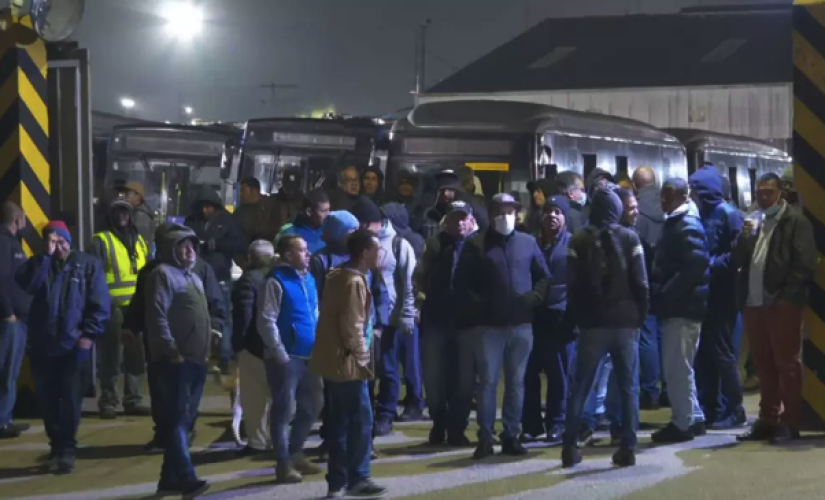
[568,188,648,330]
[279,213,326,254]
[381,203,425,259]
[144,224,212,364]
[688,169,744,310]
[634,184,665,268]
[376,218,417,332]
[361,166,385,204]
[184,190,247,282]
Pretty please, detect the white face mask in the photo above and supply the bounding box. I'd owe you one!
[493,214,516,235]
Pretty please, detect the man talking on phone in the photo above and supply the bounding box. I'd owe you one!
[15,221,110,474]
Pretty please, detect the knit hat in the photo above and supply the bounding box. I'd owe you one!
[43,221,72,247]
[544,195,571,223]
[109,197,133,213]
[350,196,383,225]
[322,210,359,243]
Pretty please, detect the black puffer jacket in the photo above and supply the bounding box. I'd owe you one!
[184,190,246,282]
[231,266,269,358]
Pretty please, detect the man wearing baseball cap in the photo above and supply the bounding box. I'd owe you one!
[416,200,481,447]
[464,193,550,460]
[16,221,110,473]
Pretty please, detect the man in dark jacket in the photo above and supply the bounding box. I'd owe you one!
[0,202,30,439]
[328,166,362,211]
[361,166,385,204]
[419,170,489,240]
[562,188,648,468]
[650,179,710,444]
[521,195,575,444]
[466,193,550,460]
[689,168,747,430]
[382,203,425,259]
[415,200,480,448]
[16,221,110,473]
[127,223,227,453]
[117,181,156,252]
[235,178,285,258]
[144,224,212,497]
[555,171,586,233]
[735,173,816,444]
[632,166,667,409]
[232,240,276,455]
[185,189,246,370]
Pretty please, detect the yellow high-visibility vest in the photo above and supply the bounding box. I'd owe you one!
[95,231,148,306]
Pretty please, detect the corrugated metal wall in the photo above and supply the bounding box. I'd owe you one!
[419,84,793,151]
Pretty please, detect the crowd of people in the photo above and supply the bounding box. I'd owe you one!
[0,161,815,498]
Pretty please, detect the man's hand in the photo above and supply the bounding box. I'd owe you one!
[46,239,56,256]
[373,328,382,340]
[4,315,16,323]
[264,347,289,365]
[171,354,185,364]
[76,337,92,350]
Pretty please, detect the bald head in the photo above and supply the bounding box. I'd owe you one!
[0,201,24,234]
[633,166,657,190]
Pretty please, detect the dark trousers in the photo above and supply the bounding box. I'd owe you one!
[638,315,663,400]
[420,329,475,438]
[146,351,197,446]
[376,326,424,420]
[563,328,640,450]
[697,308,744,423]
[31,349,90,456]
[155,360,207,484]
[325,380,373,491]
[522,332,575,436]
[0,321,27,426]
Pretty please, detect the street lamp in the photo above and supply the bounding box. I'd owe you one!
[162,2,204,41]
[120,97,135,109]
[184,106,193,115]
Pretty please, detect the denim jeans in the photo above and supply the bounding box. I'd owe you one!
[0,321,27,426]
[563,328,639,450]
[639,315,663,400]
[581,355,612,430]
[660,318,705,431]
[475,325,532,442]
[376,326,424,420]
[155,360,207,484]
[420,328,475,437]
[325,380,373,491]
[522,332,575,435]
[696,308,744,423]
[98,305,145,410]
[31,348,90,455]
[266,357,323,463]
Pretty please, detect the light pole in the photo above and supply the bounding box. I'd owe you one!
[120,97,135,117]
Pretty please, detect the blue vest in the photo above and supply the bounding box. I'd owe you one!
[272,266,319,358]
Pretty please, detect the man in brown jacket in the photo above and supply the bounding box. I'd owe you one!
[310,229,387,499]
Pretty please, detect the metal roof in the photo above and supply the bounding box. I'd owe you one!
[664,128,791,159]
[425,9,792,95]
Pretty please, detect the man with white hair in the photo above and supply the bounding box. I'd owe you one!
[231,240,278,455]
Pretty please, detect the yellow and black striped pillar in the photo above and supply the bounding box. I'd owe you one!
[0,13,49,254]
[794,0,825,430]
[0,13,49,417]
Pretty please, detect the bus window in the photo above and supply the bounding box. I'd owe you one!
[727,167,740,207]
[616,156,629,178]
[582,154,597,183]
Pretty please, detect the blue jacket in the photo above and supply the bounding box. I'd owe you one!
[689,169,744,312]
[272,266,318,357]
[539,230,571,312]
[16,251,110,357]
[310,241,390,330]
[651,203,710,322]
[0,227,31,320]
[282,214,326,254]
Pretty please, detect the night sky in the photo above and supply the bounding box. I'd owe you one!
[74,0,788,122]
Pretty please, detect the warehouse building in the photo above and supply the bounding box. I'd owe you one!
[419,5,792,150]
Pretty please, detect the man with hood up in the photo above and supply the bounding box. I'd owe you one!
[360,166,385,204]
[632,166,667,409]
[689,168,747,430]
[457,166,487,208]
[16,221,110,474]
[382,203,424,259]
[143,224,212,497]
[127,223,227,453]
[419,170,489,240]
[350,198,419,434]
[90,198,151,419]
[185,189,246,370]
[650,179,710,444]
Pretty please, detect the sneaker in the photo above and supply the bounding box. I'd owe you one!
[0,424,23,439]
[428,425,446,445]
[546,424,564,443]
[576,427,595,448]
[181,479,210,497]
[56,453,76,474]
[651,423,694,444]
[398,407,425,422]
[710,408,747,430]
[736,420,776,442]
[501,436,528,456]
[144,438,164,453]
[769,424,801,445]
[123,405,151,417]
[347,479,388,497]
[472,440,495,460]
[742,375,760,392]
[374,418,393,437]
[99,407,117,420]
[561,445,582,468]
[519,432,540,443]
[42,453,60,474]
[326,488,345,498]
[292,452,323,475]
[612,447,636,467]
[276,464,303,484]
[690,422,707,437]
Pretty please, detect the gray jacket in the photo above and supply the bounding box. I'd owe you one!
[144,224,212,364]
[133,203,156,251]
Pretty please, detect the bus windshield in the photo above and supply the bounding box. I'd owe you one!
[243,149,345,194]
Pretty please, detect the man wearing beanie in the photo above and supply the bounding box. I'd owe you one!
[521,195,576,445]
[91,198,151,419]
[16,221,110,474]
